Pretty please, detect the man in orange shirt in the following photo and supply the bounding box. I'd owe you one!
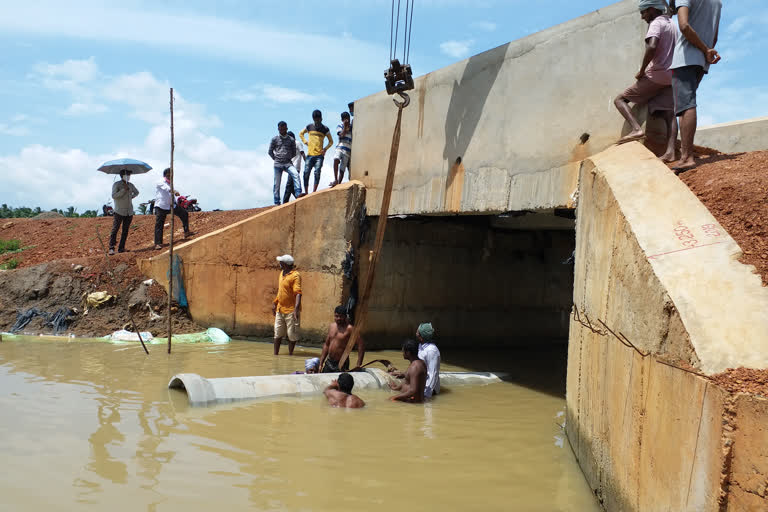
[272,254,302,355]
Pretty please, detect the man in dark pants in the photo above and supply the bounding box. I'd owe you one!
[109,169,139,255]
[153,167,193,250]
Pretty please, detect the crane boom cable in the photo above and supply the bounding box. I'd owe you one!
[393,0,402,60]
[389,0,395,61]
[406,0,415,64]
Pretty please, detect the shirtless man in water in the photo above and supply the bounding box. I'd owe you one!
[319,305,365,373]
[389,339,427,403]
[323,372,365,408]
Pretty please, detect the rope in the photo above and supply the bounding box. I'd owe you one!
[337,100,407,370]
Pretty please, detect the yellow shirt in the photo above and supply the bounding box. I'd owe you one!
[299,122,334,156]
[273,269,302,314]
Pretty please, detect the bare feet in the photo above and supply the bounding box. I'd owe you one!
[617,130,645,144]
[660,152,676,163]
[671,157,697,174]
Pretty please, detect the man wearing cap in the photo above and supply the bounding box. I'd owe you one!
[272,254,302,355]
[613,1,677,162]
[416,323,441,398]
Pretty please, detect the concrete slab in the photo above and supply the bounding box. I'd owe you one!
[138,182,366,340]
[696,116,768,154]
[352,0,644,216]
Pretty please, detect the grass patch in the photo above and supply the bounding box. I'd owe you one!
[0,258,19,270]
[0,239,21,254]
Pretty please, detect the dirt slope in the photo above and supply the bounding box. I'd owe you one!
[0,208,269,337]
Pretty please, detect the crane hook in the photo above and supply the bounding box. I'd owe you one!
[393,91,410,109]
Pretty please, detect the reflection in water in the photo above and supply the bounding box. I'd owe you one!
[0,339,599,511]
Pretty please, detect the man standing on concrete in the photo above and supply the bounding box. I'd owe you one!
[109,169,140,255]
[670,0,722,172]
[282,131,306,204]
[388,339,427,403]
[272,254,302,355]
[154,167,193,250]
[614,1,677,162]
[319,305,365,372]
[331,112,352,187]
[299,110,333,194]
[269,121,302,206]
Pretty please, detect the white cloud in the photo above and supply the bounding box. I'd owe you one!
[470,21,497,32]
[33,56,98,94]
[439,39,474,59]
[0,68,287,211]
[64,102,109,116]
[224,84,325,105]
[1,3,384,82]
[0,123,29,137]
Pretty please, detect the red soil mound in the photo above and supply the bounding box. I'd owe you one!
[677,150,768,285]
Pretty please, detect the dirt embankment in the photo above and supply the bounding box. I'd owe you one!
[674,150,768,397]
[677,150,768,286]
[0,208,268,337]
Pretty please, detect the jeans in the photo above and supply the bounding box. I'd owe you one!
[273,163,301,205]
[154,206,189,245]
[109,213,133,251]
[304,155,323,191]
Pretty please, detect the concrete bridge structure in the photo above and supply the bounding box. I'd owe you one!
[139,1,768,509]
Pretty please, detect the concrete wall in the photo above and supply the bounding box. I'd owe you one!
[566,142,768,510]
[695,116,768,154]
[138,182,365,340]
[357,216,574,348]
[351,0,645,216]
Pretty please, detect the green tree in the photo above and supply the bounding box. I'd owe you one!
[137,203,148,215]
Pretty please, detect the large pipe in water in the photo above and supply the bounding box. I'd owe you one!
[168,369,504,407]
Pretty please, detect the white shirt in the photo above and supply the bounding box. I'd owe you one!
[155,178,173,210]
[418,342,441,398]
[292,139,305,170]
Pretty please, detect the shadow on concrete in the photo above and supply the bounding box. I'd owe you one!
[442,43,509,164]
[441,344,568,399]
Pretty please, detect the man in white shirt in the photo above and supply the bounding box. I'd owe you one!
[153,167,193,250]
[416,322,441,398]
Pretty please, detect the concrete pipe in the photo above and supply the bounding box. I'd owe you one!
[168,369,504,406]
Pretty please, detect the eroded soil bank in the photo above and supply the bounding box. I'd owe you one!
[0,208,268,337]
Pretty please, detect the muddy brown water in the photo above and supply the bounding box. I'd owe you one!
[0,338,598,511]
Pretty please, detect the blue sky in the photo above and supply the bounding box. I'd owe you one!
[1,0,765,212]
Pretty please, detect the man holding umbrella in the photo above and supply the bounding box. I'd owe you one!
[97,158,152,255]
[109,169,140,254]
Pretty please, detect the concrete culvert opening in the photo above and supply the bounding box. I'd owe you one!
[359,212,575,396]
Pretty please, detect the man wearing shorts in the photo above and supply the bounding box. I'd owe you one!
[319,305,365,373]
[614,0,677,162]
[272,254,302,355]
[669,0,722,172]
[331,112,352,187]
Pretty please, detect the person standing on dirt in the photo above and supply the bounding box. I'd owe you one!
[669,0,722,172]
[331,112,353,187]
[153,167,193,250]
[613,1,677,162]
[108,169,140,255]
[272,254,302,355]
[299,110,333,194]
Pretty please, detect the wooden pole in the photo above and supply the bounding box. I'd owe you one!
[167,87,175,354]
[337,102,405,370]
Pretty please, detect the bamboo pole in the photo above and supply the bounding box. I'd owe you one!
[167,87,175,354]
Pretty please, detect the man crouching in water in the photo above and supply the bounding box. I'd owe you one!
[324,372,365,408]
[389,339,427,403]
[319,305,365,373]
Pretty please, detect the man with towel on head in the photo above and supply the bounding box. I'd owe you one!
[613,0,677,162]
[417,323,441,398]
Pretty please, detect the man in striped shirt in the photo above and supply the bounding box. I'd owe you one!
[332,111,353,187]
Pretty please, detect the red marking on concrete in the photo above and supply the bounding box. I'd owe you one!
[648,240,728,260]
